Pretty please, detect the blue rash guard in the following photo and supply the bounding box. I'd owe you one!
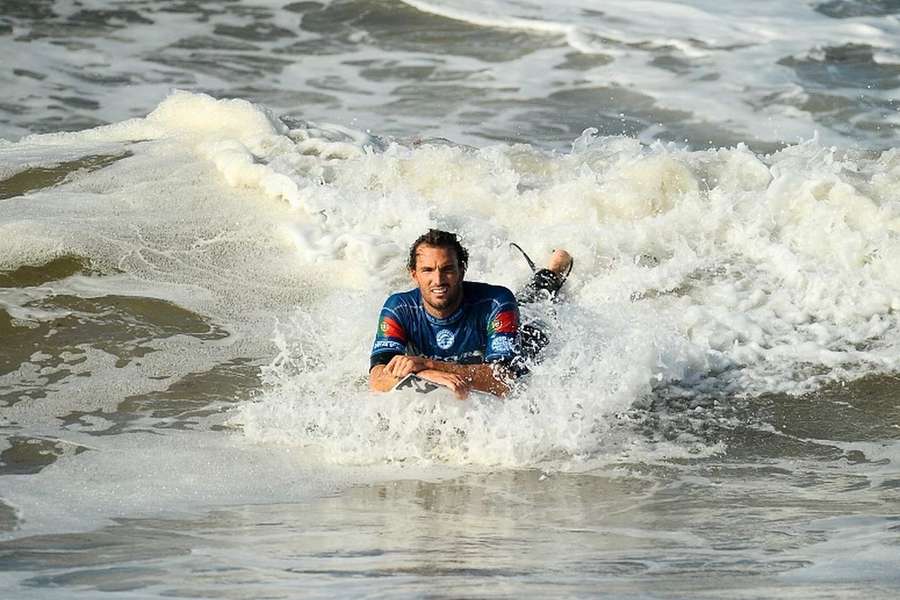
[370,281,520,370]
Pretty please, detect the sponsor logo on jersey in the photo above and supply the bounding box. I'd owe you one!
[378,316,406,341]
[488,310,517,335]
[436,328,455,350]
[373,340,403,350]
[490,336,512,354]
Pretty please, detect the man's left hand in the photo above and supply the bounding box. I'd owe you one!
[384,355,431,379]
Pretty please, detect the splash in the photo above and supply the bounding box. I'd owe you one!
[4,91,900,467]
[225,102,900,466]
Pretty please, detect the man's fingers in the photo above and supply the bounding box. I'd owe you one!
[385,356,431,378]
[447,376,470,400]
[386,356,412,378]
[385,356,403,377]
[392,357,414,378]
[391,359,404,377]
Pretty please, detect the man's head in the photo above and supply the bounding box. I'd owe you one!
[408,229,468,317]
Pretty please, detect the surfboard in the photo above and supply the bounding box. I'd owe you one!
[391,373,495,404]
[392,373,446,395]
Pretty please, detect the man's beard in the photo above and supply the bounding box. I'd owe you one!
[424,285,461,312]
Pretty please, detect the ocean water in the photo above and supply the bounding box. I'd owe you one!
[2,0,900,597]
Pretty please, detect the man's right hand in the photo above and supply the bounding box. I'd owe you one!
[417,369,470,400]
[384,355,431,379]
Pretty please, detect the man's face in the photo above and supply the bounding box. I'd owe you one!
[410,244,464,317]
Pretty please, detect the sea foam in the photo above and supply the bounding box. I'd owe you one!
[4,92,900,468]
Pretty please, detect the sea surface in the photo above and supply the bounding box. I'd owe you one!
[2,0,900,598]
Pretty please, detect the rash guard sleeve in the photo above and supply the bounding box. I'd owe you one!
[370,296,408,371]
[484,287,520,363]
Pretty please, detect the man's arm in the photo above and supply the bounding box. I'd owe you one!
[379,355,511,397]
[369,297,410,392]
[422,361,510,397]
[369,362,474,398]
[369,364,400,393]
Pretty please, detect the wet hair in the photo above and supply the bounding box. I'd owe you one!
[407,229,469,272]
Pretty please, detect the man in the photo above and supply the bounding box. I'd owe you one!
[369,229,572,398]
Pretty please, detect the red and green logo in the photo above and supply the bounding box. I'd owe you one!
[488,310,517,335]
[378,316,406,341]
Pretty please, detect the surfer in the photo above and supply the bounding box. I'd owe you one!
[369,229,572,398]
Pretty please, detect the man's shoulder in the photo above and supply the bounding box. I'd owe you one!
[383,288,420,308]
[463,281,516,305]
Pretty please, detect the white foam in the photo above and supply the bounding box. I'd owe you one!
[5,94,900,572]
[210,98,900,464]
[0,427,450,539]
[5,91,900,468]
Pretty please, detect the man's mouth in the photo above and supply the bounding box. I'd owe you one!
[431,285,448,296]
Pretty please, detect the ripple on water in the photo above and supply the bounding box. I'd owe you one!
[1,292,231,407]
[815,0,900,18]
[1,470,892,597]
[778,44,900,91]
[57,357,260,436]
[0,152,131,201]
[298,0,560,63]
[0,435,92,476]
[0,500,17,533]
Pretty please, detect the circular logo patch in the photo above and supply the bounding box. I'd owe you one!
[436,329,455,350]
